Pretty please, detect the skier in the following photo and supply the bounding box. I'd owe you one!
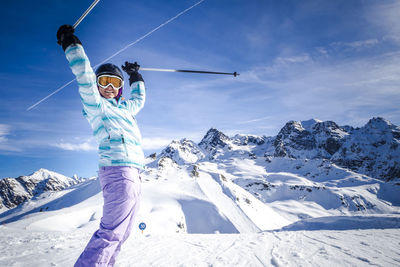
[57,25,145,267]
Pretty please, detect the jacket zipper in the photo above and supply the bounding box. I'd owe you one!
[121,134,129,157]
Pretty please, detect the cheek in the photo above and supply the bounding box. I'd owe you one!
[98,88,105,96]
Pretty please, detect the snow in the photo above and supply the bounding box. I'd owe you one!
[0,121,399,266]
[1,163,399,266]
[281,214,400,231]
[0,226,399,266]
[196,171,260,232]
[301,118,322,131]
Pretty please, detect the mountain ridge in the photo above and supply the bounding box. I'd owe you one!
[1,117,399,212]
[0,169,79,209]
[154,116,399,181]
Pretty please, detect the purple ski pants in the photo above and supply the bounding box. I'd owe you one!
[74,166,142,267]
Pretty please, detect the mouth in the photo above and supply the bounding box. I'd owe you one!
[100,90,116,98]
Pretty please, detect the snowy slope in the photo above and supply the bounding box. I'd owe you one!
[0,117,399,266]
[0,172,399,266]
[0,226,399,266]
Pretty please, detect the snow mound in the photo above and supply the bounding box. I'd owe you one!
[281,214,400,231]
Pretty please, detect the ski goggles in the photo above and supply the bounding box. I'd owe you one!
[97,75,124,90]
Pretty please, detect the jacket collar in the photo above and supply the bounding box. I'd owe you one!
[105,97,120,107]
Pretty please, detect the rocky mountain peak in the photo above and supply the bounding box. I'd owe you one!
[232,134,266,146]
[160,138,205,164]
[274,121,315,157]
[361,117,400,140]
[312,121,340,132]
[274,119,353,159]
[301,118,322,131]
[365,117,393,130]
[280,121,305,135]
[330,118,400,180]
[0,169,77,209]
[27,168,60,180]
[199,128,231,151]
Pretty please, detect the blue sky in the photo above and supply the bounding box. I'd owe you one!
[1,0,400,178]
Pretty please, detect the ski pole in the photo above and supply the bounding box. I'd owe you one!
[140,67,239,77]
[27,0,205,111]
[73,0,100,29]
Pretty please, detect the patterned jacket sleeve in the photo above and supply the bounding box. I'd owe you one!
[126,81,146,116]
[65,44,101,119]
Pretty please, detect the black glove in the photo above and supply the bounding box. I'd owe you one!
[122,61,144,85]
[57,25,82,51]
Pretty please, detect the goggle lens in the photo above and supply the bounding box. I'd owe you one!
[97,75,123,89]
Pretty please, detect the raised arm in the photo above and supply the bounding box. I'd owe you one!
[122,61,146,115]
[57,25,101,119]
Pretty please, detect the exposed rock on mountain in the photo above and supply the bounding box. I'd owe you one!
[232,134,266,146]
[160,139,204,164]
[313,121,349,156]
[3,117,397,212]
[274,120,316,158]
[273,120,349,159]
[199,128,231,152]
[0,169,77,208]
[151,117,399,181]
[332,117,400,180]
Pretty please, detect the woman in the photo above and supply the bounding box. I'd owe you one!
[57,25,145,267]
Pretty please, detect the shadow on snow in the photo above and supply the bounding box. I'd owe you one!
[178,198,239,234]
[278,215,400,231]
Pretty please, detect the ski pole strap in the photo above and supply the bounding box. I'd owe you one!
[140,67,239,77]
[73,0,100,29]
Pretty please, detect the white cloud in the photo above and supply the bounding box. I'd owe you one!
[0,124,22,152]
[0,124,10,143]
[275,54,311,64]
[331,39,379,50]
[53,140,96,151]
[243,49,400,126]
[238,116,272,124]
[366,1,400,37]
[316,47,328,56]
[142,137,172,150]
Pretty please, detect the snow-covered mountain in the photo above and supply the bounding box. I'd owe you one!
[143,117,400,224]
[332,117,400,180]
[0,117,399,266]
[0,168,79,209]
[151,117,399,181]
[270,117,399,180]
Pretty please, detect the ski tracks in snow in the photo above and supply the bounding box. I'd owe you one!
[265,229,400,267]
[0,226,399,266]
[119,233,272,267]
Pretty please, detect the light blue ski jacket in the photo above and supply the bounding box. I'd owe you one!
[65,44,145,169]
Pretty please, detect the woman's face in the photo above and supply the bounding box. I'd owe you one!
[98,84,119,99]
